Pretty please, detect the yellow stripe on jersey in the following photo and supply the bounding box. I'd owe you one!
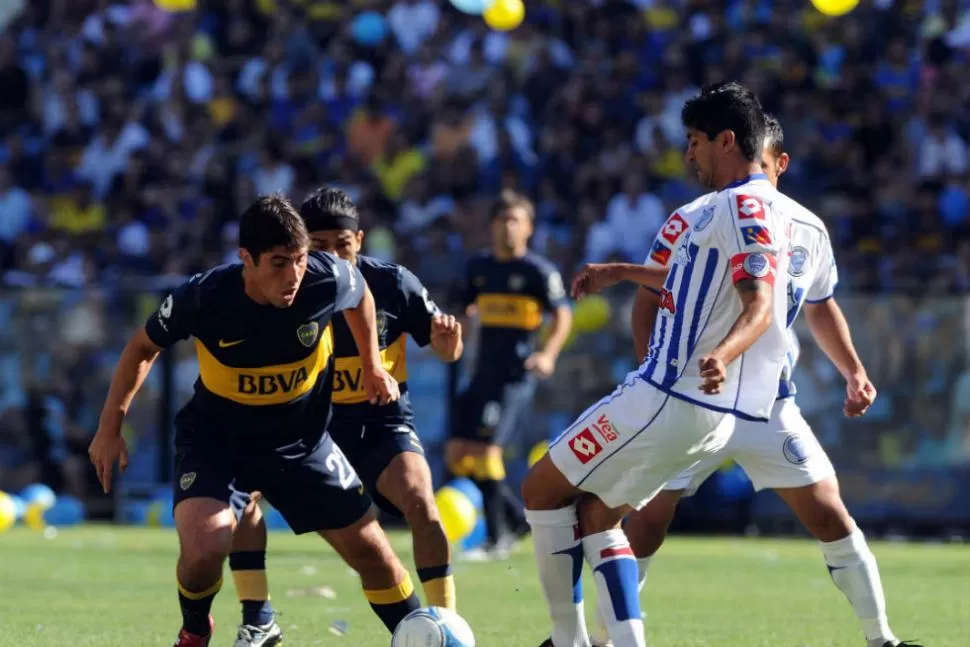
[475,293,543,330]
[332,334,408,405]
[195,326,334,406]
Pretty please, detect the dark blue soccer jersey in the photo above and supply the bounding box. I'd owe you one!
[460,251,568,383]
[144,251,364,449]
[330,255,440,421]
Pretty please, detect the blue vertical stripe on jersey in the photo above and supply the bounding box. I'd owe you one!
[641,264,679,382]
[661,245,699,388]
[685,248,719,363]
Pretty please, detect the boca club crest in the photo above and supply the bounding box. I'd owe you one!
[297,321,320,347]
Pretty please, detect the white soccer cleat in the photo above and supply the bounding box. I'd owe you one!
[233,620,284,647]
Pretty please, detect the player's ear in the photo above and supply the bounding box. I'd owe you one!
[717,129,736,154]
[239,248,255,268]
[777,152,790,175]
[355,230,365,251]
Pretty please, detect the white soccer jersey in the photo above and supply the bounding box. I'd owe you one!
[643,182,838,404]
[638,176,792,422]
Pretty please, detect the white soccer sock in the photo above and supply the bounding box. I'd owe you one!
[595,555,651,643]
[636,556,652,591]
[525,507,590,647]
[819,526,896,644]
[584,530,646,647]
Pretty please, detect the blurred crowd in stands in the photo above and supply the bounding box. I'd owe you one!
[1,0,970,502]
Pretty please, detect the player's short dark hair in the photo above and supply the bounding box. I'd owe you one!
[681,81,766,162]
[238,194,309,262]
[300,186,360,233]
[764,114,784,158]
[489,189,535,222]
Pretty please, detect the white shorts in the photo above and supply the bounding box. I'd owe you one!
[664,397,836,495]
[548,372,735,510]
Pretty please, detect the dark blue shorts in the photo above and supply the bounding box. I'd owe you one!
[173,432,372,534]
[326,415,426,518]
[451,376,536,446]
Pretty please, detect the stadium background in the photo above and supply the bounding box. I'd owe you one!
[1,0,970,535]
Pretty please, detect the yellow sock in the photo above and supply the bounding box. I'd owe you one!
[229,551,275,626]
[417,565,456,610]
[363,574,421,632]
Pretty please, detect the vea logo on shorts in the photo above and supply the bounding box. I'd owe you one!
[584,414,617,444]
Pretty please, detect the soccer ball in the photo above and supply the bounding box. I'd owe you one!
[391,607,475,647]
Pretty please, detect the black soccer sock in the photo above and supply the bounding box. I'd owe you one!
[230,551,275,627]
[177,576,221,636]
[363,574,422,633]
[475,478,508,544]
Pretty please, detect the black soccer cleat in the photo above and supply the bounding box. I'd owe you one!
[887,642,924,647]
[537,640,554,647]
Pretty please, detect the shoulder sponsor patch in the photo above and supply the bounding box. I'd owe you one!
[741,225,773,246]
[736,194,766,219]
[660,213,690,245]
[649,240,672,266]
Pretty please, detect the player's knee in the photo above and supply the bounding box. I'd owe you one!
[803,499,854,542]
[577,494,627,536]
[624,516,667,558]
[175,499,234,567]
[181,526,233,572]
[522,455,573,510]
[784,479,854,542]
[333,515,403,574]
[400,486,441,531]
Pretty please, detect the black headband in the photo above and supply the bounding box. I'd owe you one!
[310,213,359,233]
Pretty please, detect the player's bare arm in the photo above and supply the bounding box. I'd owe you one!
[89,327,162,492]
[525,304,571,377]
[343,283,400,406]
[701,277,774,395]
[631,288,660,362]
[430,313,463,362]
[570,263,669,299]
[804,298,876,417]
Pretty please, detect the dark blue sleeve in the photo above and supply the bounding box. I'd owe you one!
[400,267,440,348]
[144,276,200,348]
[536,261,569,311]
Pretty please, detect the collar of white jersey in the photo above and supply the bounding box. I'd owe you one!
[723,173,769,190]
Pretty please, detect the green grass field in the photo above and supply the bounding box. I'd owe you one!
[0,525,965,646]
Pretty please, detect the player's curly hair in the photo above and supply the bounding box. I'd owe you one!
[239,194,310,263]
[300,186,360,232]
[681,81,766,162]
[764,114,785,158]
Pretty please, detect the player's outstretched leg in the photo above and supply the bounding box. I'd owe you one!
[230,494,283,647]
[577,495,645,647]
[521,455,591,647]
[590,489,682,645]
[173,498,234,647]
[375,452,456,610]
[776,477,907,647]
[322,509,421,632]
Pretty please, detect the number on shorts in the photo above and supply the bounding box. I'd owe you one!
[325,446,356,490]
